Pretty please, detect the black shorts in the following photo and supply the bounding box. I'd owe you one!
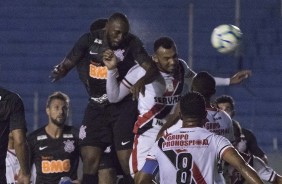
[78,101,115,149]
[79,96,138,151]
[111,96,138,150]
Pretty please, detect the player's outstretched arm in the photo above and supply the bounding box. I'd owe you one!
[223,147,263,184]
[49,58,77,82]
[230,70,251,84]
[104,49,131,103]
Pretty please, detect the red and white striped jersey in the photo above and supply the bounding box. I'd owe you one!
[146,127,233,184]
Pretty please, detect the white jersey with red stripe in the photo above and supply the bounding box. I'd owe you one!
[205,107,234,142]
[107,59,193,135]
[146,127,233,184]
[6,149,20,184]
[106,59,193,174]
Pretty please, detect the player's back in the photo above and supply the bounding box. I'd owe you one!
[148,127,232,184]
[205,107,234,142]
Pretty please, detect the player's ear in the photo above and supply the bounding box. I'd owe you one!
[152,55,158,63]
[46,107,50,116]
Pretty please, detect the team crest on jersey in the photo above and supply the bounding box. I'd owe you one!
[165,80,174,92]
[37,135,47,140]
[79,125,87,140]
[64,140,75,153]
[63,134,73,138]
[94,38,102,44]
[114,49,125,62]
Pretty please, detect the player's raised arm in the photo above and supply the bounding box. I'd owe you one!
[104,49,132,103]
[49,33,91,82]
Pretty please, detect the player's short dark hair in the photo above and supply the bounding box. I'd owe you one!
[153,37,175,52]
[215,95,235,110]
[90,18,108,33]
[108,12,129,28]
[191,71,215,98]
[46,91,70,108]
[180,92,206,118]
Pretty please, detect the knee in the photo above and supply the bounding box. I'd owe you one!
[81,146,102,172]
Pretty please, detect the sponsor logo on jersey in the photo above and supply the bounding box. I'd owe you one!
[205,122,230,136]
[205,122,221,129]
[90,61,101,66]
[79,125,86,140]
[154,95,181,105]
[39,146,48,151]
[41,159,70,173]
[121,141,130,146]
[154,119,164,127]
[89,51,99,55]
[89,64,108,79]
[37,135,47,140]
[162,134,209,150]
[165,80,174,92]
[63,140,75,153]
[63,134,73,138]
[94,38,102,44]
[166,134,189,141]
[209,128,230,136]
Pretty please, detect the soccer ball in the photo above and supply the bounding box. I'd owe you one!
[211,24,242,54]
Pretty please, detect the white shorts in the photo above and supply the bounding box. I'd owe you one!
[129,127,160,175]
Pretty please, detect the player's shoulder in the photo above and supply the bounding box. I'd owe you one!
[126,64,145,76]
[178,58,189,67]
[242,127,254,135]
[78,30,103,45]
[0,87,22,103]
[90,29,104,39]
[27,126,47,144]
[126,32,142,43]
[215,108,232,121]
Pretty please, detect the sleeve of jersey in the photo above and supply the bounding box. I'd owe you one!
[216,135,234,160]
[214,77,230,86]
[66,33,90,62]
[180,59,230,86]
[106,66,144,103]
[252,155,276,182]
